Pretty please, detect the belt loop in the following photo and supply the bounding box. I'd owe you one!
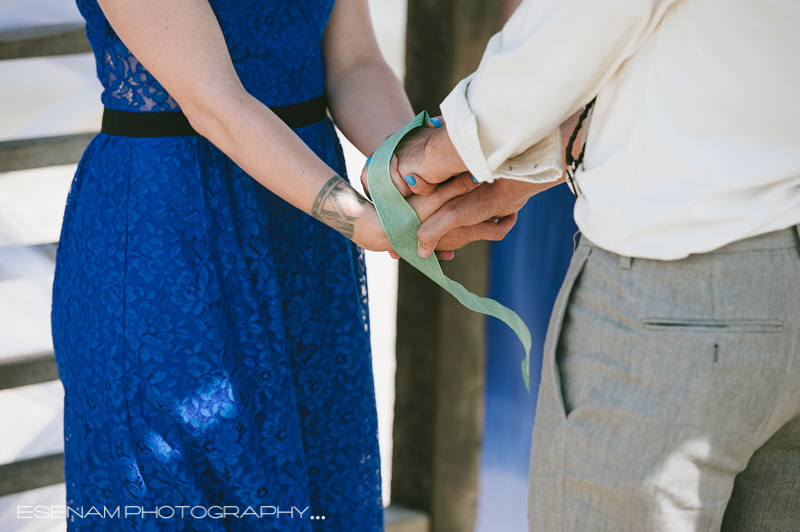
[619,256,632,270]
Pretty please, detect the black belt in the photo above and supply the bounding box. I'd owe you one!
[101,94,327,137]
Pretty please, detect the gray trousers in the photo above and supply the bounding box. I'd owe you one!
[528,226,800,531]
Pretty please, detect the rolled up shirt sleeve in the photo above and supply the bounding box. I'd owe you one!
[440,0,678,183]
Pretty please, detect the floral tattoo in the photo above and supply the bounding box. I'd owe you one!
[311,175,368,239]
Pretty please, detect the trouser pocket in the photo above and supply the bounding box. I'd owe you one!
[540,244,592,420]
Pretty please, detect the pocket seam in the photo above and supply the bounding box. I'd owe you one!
[641,317,784,333]
[546,245,593,421]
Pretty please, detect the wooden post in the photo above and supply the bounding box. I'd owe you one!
[392,2,500,531]
[0,23,91,61]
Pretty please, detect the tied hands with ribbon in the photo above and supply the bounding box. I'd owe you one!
[357,111,585,389]
[361,154,514,261]
[360,114,579,260]
[359,117,526,260]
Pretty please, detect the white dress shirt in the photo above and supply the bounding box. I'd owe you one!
[440,0,800,260]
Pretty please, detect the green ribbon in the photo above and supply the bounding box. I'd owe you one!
[367,111,533,391]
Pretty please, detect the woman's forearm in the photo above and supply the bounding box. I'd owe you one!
[326,54,415,155]
[322,0,414,155]
[184,88,387,249]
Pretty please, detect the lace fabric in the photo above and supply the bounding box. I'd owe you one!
[77,0,331,111]
[51,1,383,530]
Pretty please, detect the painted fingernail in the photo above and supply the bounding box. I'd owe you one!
[404,174,417,186]
[366,157,372,166]
[430,117,442,128]
[471,174,479,184]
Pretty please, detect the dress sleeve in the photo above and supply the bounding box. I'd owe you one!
[440,0,679,183]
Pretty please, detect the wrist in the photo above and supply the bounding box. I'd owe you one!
[492,178,557,217]
[353,204,391,252]
[429,125,468,176]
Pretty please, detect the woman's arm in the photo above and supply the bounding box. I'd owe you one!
[322,0,415,156]
[96,0,389,251]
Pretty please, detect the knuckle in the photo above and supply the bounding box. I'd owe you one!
[447,227,470,249]
[451,177,470,195]
[490,197,503,217]
[419,224,443,247]
[485,223,504,241]
[392,176,411,197]
[491,222,513,241]
[417,224,432,243]
[439,203,459,226]
[415,184,436,196]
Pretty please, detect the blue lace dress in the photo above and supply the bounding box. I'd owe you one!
[50,1,383,530]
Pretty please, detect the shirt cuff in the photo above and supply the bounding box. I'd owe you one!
[440,75,564,184]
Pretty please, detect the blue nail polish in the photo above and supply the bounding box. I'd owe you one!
[404,175,417,186]
[366,156,372,166]
[471,174,479,184]
[430,117,442,128]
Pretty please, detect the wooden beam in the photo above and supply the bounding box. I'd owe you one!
[0,453,64,497]
[0,23,91,61]
[0,133,95,173]
[393,2,500,532]
[0,351,60,391]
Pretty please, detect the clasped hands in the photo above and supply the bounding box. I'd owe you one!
[360,117,550,260]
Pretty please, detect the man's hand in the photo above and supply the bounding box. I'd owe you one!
[416,107,587,256]
[378,156,519,259]
[360,116,467,198]
[416,178,561,258]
